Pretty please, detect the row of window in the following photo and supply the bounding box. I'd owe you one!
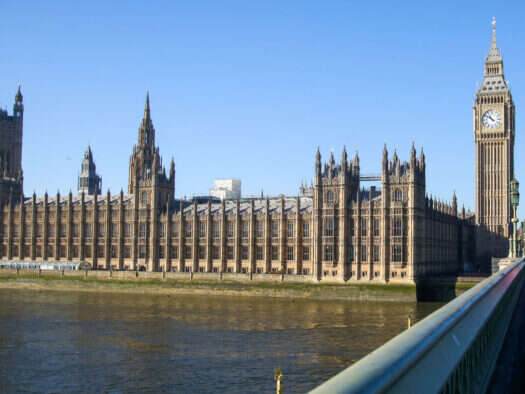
[0,244,305,262]
[0,244,149,260]
[0,221,313,239]
[169,266,312,275]
[0,243,406,262]
[323,189,403,203]
[170,245,305,261]
[169,221,307,239]
[0,217,407,239]
[323,244,405,262]
[324,217,404,237]
[0,223,129,238]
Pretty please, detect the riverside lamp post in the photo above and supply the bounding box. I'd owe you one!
[509,178,519,258]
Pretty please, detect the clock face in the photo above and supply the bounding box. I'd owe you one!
[482,110,502,129]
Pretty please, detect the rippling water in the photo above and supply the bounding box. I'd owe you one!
[0,289,442,393]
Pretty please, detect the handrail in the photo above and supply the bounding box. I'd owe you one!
[310,258,525,394]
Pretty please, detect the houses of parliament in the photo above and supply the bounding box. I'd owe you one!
[0,21,516,283]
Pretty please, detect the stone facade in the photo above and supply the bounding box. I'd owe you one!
[0,21,514,282]
[0,91,475,283]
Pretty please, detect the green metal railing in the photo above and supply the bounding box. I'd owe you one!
[310,258,525,394]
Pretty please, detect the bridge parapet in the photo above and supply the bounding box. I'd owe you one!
[310,258,525,394]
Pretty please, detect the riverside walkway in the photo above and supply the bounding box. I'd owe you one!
[310,258,525,394]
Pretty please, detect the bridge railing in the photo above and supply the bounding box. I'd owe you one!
[310,258,525,394]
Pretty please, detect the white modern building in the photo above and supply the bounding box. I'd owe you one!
[209,179,241,200]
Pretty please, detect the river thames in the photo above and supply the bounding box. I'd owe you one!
[0,289,442,393]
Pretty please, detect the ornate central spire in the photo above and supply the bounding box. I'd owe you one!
[144,90,151,120]
[128,92,175,204]
[138,91,155,149]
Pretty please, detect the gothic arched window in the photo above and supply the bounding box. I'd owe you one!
[324,218,335,236]
[326,191,334,203]
[393,189,403,202]
[392,217,402,237]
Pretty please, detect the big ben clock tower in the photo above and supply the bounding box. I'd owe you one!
[474,18,515,258]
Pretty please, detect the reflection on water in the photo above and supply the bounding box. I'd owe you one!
[0,289,442,393]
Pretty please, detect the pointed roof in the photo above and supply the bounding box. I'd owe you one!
[329,150,335,164]
[138,91,155,148]
[144,90,151,120]
[486,17,502,63]
[84,145,93,161]
[15,83,23,103]
[315,146,321,163]
[479,18,509,95]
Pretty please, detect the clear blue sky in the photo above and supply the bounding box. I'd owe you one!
[1,1,524,216]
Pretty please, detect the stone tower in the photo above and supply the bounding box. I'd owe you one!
[0,85,24,206]
[128,92,175,271]
[474,18,515,259]
[128,92,175,209]
[313,147,360,280]
[381,144,426,281]
[77,145,102,195]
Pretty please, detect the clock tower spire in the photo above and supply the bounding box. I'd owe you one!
[474,17,515,260]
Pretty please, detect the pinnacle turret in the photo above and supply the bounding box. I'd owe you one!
[78,145,101,196]
[392,149,398,164]
[144,90,151,120]
[329,151,335,166]
[315,147,321,173]
[169,158,175,177]
[138,91,155,149]
[84,145,93,160]
[13,84,23,117]
[15,84,23,104]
